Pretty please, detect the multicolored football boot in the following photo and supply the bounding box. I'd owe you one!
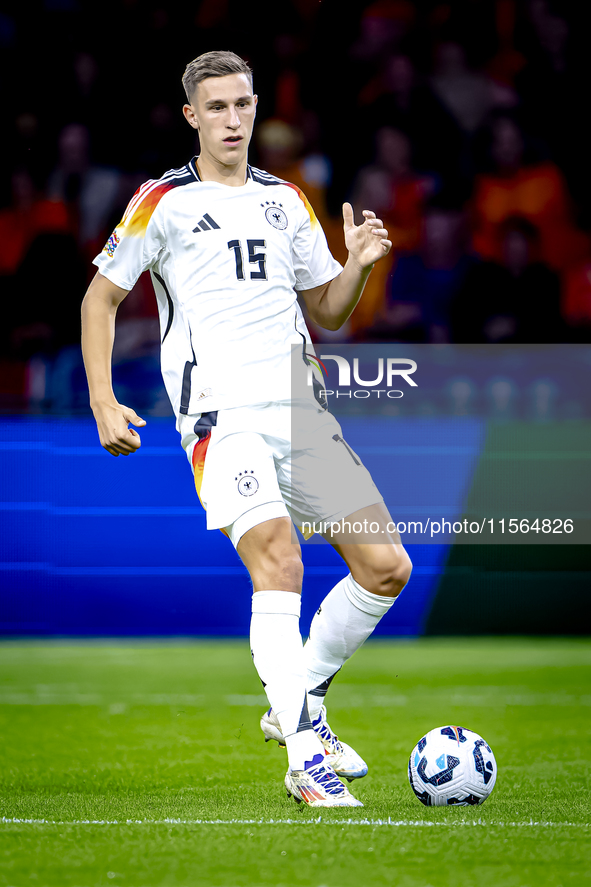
[285,753,363,807]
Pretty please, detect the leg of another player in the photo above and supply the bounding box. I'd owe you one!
[304,502,413,718]
[237,516,325,770]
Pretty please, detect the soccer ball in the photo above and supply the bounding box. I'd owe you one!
[408,725,497,806]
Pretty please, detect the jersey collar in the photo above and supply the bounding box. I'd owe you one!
[190,156,252,185]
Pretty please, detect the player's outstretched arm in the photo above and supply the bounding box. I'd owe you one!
[300,202,391,331]
[81,272,146,457]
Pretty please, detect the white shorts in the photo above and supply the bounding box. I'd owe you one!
[181,400,383,548]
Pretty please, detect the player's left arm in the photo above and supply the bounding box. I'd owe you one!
[299,203,391,331]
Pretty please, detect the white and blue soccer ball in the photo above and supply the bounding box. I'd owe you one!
[408,725,497,806]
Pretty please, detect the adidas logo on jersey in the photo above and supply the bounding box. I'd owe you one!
[192,213,220,233]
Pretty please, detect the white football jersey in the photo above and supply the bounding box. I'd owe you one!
[93,160,342,424]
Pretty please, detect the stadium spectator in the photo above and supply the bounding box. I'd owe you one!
[0,169,78,361]
[359,54,464,190]
[350,126,434,336]
[471,116,590,273]
[430,41,516,137]
[562,261,591,336]
[372,206,473,342]
[484,0,526,89]
[138,103,185,181]
[47,123,121,256]
[0,169,70,278]
[349,0,416,67]
[272,33,305,127]
[451,217,563,343]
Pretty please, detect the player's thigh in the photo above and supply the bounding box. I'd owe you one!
[323,502,412,598]
[193,423,287,534]
[237,516,303,593]
[278,407,384,536]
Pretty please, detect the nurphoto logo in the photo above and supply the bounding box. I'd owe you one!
[306,354,418,399]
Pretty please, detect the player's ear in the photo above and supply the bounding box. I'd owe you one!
[183,103,199,130]
[253,94,258,117]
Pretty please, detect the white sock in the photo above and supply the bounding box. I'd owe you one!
[250,590,324,770]
[303,574,396,720]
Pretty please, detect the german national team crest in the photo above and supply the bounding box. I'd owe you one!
[103,231,120,257]
[236,470,259,496]
[265,206,288,230]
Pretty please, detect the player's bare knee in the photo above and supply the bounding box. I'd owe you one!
[391,548,413,594]
[355,547,412,598]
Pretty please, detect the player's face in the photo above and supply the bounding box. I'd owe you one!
[184,73,257,165]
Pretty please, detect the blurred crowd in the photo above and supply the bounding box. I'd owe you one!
[2,0,591,411]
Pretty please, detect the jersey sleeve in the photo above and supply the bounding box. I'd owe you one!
[286,184,343,291]
[92,179,167,290]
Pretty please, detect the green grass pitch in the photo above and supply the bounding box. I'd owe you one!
[1,637,590,886]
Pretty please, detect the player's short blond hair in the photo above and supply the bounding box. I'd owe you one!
[182,51,253,102]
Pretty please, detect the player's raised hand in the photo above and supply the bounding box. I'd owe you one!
[342,202,392,270]
[93,402,146,457]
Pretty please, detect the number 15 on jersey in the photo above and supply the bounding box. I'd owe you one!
[228,239,267,281]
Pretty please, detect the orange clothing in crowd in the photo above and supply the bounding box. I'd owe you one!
[472,162,589,271]
[562,260,591,326]
[350,174,430,337]
[0,199,70,275]
[383,176,429,254]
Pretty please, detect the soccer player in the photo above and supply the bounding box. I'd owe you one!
[81,51,412,807]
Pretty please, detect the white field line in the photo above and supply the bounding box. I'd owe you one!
[1,692,591,708]
[1,817,588,828]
